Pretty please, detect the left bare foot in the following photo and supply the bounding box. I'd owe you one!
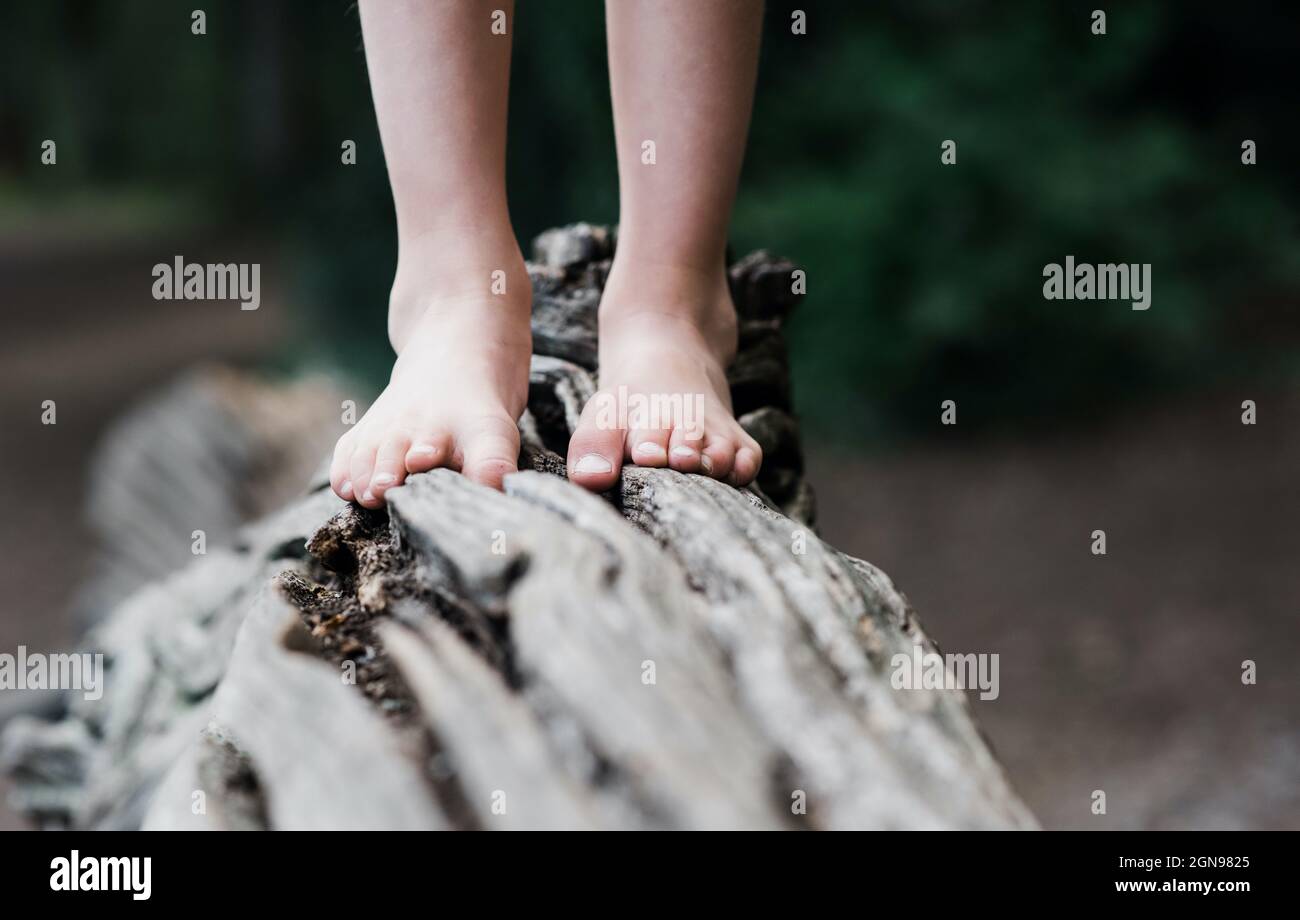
[566,262,763,492]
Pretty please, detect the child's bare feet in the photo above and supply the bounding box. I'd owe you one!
[350,0,765,501]
[329,250,531,508]
[344,0,531,506]
[566,262,763,492]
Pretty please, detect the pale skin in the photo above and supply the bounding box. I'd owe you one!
[333,0,765,507]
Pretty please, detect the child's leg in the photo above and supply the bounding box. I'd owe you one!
[332,0,532,506]
[567,0,765,491]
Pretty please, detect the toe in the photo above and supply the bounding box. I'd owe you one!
[349,442,383,508]
[567,392,625,492]
[667,426,706,474]
[701,437,736,482]
[330,434,357,501]
[732,445,762,486]
[405,431,453,474]
[627,428,670,468]
[460,416,520,491]
[370,433,412,497]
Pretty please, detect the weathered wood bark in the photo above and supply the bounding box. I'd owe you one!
[1,224,1036,830]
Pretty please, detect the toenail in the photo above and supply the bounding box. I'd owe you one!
[372,473,397,487]
[362,490,376,503]
[671,446,696,458]
[700,454,714,473]
[340,479,353,497]
[574,454,613,474]
[411,444,438,455]
[635,442,666,460]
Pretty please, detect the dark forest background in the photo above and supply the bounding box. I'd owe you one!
[4,0,1297,443]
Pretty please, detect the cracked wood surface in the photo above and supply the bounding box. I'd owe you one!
[0,224,1036,830]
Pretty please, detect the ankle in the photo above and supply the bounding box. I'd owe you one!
[599,256,738,359]
[387,234,530,352]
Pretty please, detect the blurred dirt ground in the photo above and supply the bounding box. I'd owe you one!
[808,390,1300,830]
[0,235,290,829]
[2,239,1295,829]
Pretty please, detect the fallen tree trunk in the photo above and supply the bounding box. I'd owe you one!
[1,224,1036,830]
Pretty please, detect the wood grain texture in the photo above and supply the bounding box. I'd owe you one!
[1,225,1035,830]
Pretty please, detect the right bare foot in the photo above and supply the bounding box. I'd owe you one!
[329,248,532,507]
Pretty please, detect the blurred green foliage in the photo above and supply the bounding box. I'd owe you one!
[3,0,1297,443]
